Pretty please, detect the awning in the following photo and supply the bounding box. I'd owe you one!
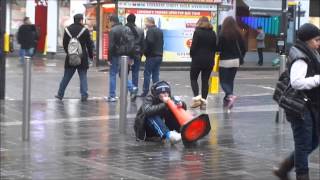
[242,0,282,16]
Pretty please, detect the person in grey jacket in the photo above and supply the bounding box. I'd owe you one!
[256,26,265,66]
[273,23,320,180]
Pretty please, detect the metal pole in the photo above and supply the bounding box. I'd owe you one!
[95,0,100,67]
[297,1,301,28]
[0,0,7,100]
[119,56,128,134]
[22,56,32,141]
[278,54,286,123]
[281,0,287,54]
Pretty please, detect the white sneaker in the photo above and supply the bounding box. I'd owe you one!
[168,131,181,145]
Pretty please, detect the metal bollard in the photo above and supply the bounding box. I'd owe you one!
[277,54,287,123]
[22,56,31,141]
[119,56,128,134]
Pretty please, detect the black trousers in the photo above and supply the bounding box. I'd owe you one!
[257,48,263,64]
[190,66,212,99]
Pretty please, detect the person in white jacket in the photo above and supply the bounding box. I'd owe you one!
[273,23,320,180]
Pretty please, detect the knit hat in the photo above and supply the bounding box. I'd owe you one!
[151,81,171,96]
[297,23,320,42]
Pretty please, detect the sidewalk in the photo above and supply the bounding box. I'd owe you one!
[1,68,319,179]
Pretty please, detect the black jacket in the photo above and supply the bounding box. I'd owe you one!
[144,25,164,58]
[190,27,217,68]
[17,24,38,49]
[134,95,186,140]
[288,41,320,108]
[218,34,246,63]
[63,23,93,69]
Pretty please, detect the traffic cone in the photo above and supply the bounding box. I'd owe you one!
[166,99,211,144]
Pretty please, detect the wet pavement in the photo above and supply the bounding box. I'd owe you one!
[0,56,319,180]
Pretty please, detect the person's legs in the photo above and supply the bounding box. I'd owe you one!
[57,68,76,98]
[151,57,162,84]
[142,58,153,96]
[131,56,141,87]
[190,66,201,97]
[77,68,88,98]
[19,49,26,64]
[219,67,232,99]
[290,108,318,176]
[258,48,263,65]
[108,56,120,98]
[200,68,212,100]
[200,68,212,110]
[146,116,170,139]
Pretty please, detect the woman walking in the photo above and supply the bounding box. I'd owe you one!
[217,16,246,110]
[273,23,320,180]
[189,16,217,110]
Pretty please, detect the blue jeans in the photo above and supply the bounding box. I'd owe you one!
[286,107,319,175]
[109,56,136,98]
[131,56,141,88]
[146,116,170,139]
[143,56,162,94]
[58,68,88,97]
[19,48,34,64]
[219,67,238,99]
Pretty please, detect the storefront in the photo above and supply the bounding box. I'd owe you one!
[86,0,222,63]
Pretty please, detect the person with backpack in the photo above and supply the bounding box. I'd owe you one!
[17,17,38,64]
[55,14,93,102]
[104,15,138,102]
[140,17,164,97]
[273,23,320,180]
[126,14,144,100]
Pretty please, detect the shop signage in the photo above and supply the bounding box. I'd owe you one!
[118,1,217,11]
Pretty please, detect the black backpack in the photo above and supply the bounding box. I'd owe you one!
[116,26,135,57]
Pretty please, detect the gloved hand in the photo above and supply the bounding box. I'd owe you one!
[172,96,183,107]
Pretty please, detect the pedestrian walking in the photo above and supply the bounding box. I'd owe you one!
[256,26,265,66]
[126,13,144,100]
[17,17,38,64]
[273,23,320,180]
[217,16,246,110]
[55,14,93,102]
[134,81,185,144]
[104,15,138,102]
[140,17,164,97]
[189,16,217,110]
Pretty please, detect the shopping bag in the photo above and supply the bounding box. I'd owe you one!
[209,75,219,94]
[213,53,220,72]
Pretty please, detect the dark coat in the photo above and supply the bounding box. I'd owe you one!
[218,34,246,63]
[144,25,164,58]
[190,27,217,69]
[17,24,38,49]
[134,95,186,141]
[63,23,93,69]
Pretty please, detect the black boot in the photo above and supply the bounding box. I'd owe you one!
[296,174,309,180]
[273,158,294,180]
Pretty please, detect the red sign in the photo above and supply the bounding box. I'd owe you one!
[103,33,109,60]
[126,9,211,16]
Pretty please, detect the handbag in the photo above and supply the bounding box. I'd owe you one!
[236,40,244,65]
[273,70,309,115]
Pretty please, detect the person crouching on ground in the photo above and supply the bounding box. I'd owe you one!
[134,81,186,144]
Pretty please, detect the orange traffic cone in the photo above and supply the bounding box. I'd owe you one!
[166,99,211,144]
